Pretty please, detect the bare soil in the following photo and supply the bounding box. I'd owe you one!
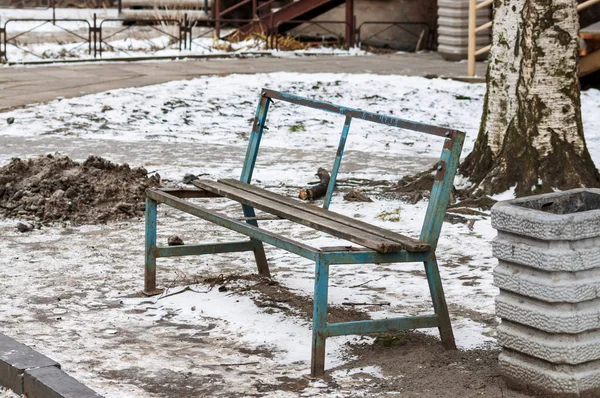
[203,273,370,324]
[191,273,535,398]
[0,154,160,225]
[334,331,532,398]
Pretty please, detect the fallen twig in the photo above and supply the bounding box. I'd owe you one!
[156,285,206,301]
[215,361,260,367]
[349,276,385,288]
[342,302,391,306]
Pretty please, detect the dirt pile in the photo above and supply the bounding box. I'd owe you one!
[0,154,161,225]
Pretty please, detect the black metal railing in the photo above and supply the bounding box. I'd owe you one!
[0,14,432,62]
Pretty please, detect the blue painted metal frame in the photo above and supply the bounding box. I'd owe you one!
[240,93,272,277]
[143,88,465,378]
[324,115,351,210]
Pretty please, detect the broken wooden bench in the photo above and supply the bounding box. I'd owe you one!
[144,88,465,377]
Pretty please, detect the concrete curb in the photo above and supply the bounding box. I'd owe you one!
[0,333,102,397]
[6,51,272,66]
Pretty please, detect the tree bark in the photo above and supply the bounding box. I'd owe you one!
[460,0,600,197]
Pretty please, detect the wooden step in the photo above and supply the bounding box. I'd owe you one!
[122,0,213,9]
[581,20,600,40]
[193,179,431,253]
[118,9,209,20]
[580,49,600,76]
[233,0,344,36]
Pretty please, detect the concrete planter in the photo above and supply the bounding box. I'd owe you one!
[437,0,491,61]
[491,188,600,397]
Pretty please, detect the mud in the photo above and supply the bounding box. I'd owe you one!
[334,331,533,398]
[0,154,160,225]
[204,274,370,324]
[220,275,532,397]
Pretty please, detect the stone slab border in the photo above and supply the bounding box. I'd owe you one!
[0,333,102,397]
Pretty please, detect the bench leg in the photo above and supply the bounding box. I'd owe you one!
[311,255,329,377]
[424,253,456,350]
[250,239,271,277]
[241,204,271,277]
[144,197,159,295]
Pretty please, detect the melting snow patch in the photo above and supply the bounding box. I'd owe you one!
[332,365,385,379]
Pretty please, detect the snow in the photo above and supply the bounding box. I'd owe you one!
[0,388,20,398]
[151,287,359,367]
[0,73,485,164]
[0,72,599,396]
[491,185,517,201]
[331,365,384,379]
[1,73,598,167]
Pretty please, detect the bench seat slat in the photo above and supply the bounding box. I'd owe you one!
[218,179,430,252]
[193,180,424,253]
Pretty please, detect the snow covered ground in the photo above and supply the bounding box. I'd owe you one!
[0,73,598,397]
[0,8,368,63]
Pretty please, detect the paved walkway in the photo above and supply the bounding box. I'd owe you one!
[0,52,486,110]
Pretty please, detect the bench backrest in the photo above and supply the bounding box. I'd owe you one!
[240,88,465,250]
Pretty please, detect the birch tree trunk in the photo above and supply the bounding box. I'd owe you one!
[460,0,600,197]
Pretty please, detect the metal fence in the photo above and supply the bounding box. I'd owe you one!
[0,0,116,8]
[356,21,432,52]
[98,17,183,56]
[0,18,92,60]
[0,14,432,62]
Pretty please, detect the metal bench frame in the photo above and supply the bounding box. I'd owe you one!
[144,88,465,377]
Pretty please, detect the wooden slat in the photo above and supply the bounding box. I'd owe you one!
[156,188,220,199]
[218,179,430,252]
[148,189,319,260]
[193,180,406,253]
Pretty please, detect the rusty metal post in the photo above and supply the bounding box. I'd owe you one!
[353,15,357,47]
[345,0,354,47]
[0,24,5,62]
[98,16,103,57]
[93,13,97,58]
[215,0,221,38]
[181,15,186,50]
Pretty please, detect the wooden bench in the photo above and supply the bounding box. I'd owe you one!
[144,88,465,377]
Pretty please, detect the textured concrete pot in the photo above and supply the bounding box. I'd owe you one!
[437,0,491,61]
[491,188,600,397]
